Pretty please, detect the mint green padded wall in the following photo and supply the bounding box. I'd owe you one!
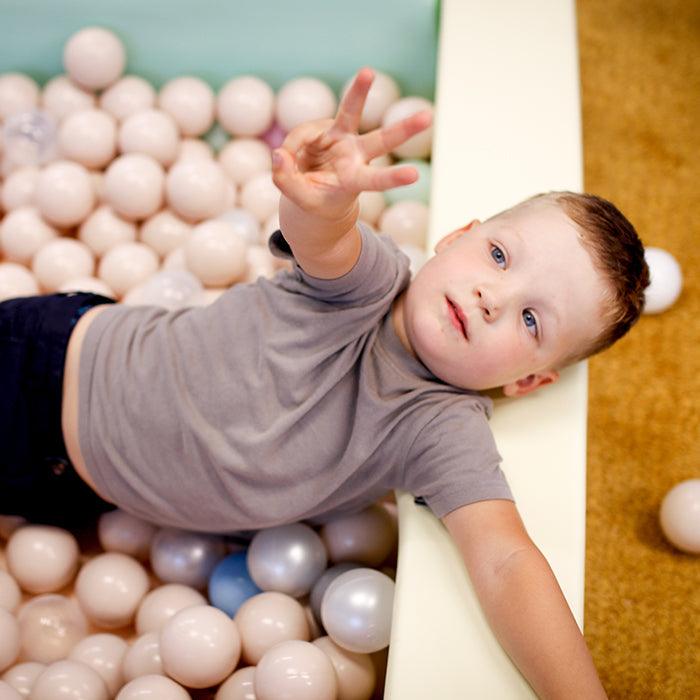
[1,0,438,96]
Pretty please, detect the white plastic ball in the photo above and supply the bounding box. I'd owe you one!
[99,76,156,122]
[0,610,20,673]
[116,674,189,700]
[0,74,39,120]
[643,246,683,314]
[78,204,137,256]
[74,552,150,629]
[68,633,128,697]
[41,75,96,122]
[63,27,126,90]
[343,70,401,132]
[184,219,248,286]
[58,108,117,169]
[97,241,160,297]
[0,207,58,264]
[217,76,275,137]
[218,137,271,185]
[275,77,337,132]
[659,479,700,554]
[104,153,164,221]
[239,171,280,223]
[0,262,39,301]
[159,605,241,688]
[31,659,108,700]
[118,109,180,166]
[159,76,215,136]
[166,158,228,222]
[1,166,40,211]
[32,238,95,292]
[382,96,433,159]
[139,209,192,257]
[35,160,95,227]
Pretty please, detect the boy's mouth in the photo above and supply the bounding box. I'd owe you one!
[446,296,468,340]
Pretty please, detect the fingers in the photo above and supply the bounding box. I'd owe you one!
[353,163,419,193]
[271,147,318,208]
[359,109,432,161]
[331,67,375,135]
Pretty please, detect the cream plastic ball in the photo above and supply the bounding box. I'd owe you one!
[166,159,228,222]
[41,75,96,122]
[58,108,117,169]
[99,76,156,122]
[63,27,126,90]
[0,262,40,300]
[313,635,376,700]
[32,238,95,292]
[382,96,433,159]
[159,76,215,136]
[215,666,256,700]
[184,219,248,286]
[98,241,160,297]
[0,207,58,264]
[275,77,337,132]
[104,153,165,221]
[217,76,275,137]
[35,160,95,227]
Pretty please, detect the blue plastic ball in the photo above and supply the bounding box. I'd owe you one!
[384,159,431,205]
[208,551,262,616]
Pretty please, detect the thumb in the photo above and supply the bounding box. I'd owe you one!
[270,148,311,205]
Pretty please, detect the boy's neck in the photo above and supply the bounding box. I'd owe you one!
[391,291,417,359]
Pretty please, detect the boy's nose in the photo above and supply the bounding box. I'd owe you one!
[475,286,499,320]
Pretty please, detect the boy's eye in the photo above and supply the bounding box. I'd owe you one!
[522,309,538,337]
[490,245,506,268]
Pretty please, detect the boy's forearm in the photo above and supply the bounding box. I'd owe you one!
[278,195,362,279]
[474,544,607,699]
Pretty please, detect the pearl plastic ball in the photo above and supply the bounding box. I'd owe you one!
[234,592,310,665]
[659,479,700,554]
[215,665,256,700]
[6,525,80,594]
[41,75,96,122]
[63,27,126,90]
[97,510,158,561]
[99,76,156,122]
[0,262,40,301]
[1,661,45,697]
[57,276,115,297]
[254,639,337,700]
[643,246,683,314]
[218,137,271,185]
[217,76,275,137]
[31,659,108,700]
[32,238,95,292]
[149,528,227,590]
[119,109,181,167]
[58,108,117,169]
[159,604,241,688]
[68,633,128,697]
[379,200,429,248]
[98,241,160,297]
[135,583,207,635]
[1,166,40,211]
[312,636,376,700]
[275,77,337,132]
[0,73,39,120]
[79,204,137,256]
[139,209,192,257]
[104,153,165,221]
[0,610,20,673]
[184,219,248,286]
[74,552,150,629]
[0,207,58,265]
[166,159,228,222]
[116,674,189,700]
[321,568,395,653]
[17,594,88,664]
[121,633,162,682]
[309,563,359,626]
[159,76,215,136]
[382,96,433,159]
[0,571,21,613]
[343,70,400,132]
[35,160,95,227]
[239,171,280,223]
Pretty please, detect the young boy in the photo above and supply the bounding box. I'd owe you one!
[0,69,648,698]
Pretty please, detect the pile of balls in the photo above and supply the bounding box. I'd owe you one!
[0,502,398,699]
[0,26,433,306]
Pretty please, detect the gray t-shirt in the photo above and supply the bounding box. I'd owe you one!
[79,223,512,532]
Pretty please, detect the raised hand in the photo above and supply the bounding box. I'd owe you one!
[271,68,432,221]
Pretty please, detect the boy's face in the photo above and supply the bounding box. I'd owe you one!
[395,201,610,395]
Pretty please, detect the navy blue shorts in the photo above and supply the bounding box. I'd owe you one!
[0,292,116,527]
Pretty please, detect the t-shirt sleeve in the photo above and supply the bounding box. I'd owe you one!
[268,221,411,307]
[402,401,513,519]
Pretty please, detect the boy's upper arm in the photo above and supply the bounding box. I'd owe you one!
[442,500,533,579]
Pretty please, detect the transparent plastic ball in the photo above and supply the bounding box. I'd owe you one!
[131,269,204,310]
[2,110,57,169]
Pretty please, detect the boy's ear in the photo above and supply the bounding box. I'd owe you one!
[501,370,560,398]
[435,219,481,253]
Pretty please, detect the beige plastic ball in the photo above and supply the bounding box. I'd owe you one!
[0,679,22,700]
[104,153,165,221]
[358,191,387,227]
[35,160,95,227]
[159,76,215,137]
[0,73,39,120]
[0,262,39,301]
[63,27,126,91]
[31,659,108,700]
[75,553,150,629]
[97,241,160,297]
[135,583,207,635]
[177,137,214,162]
[166,159,228,222]
[313,636,376,700]
[116,674,189,700]
[31,238,95,293]
[218,138,271,185]
[41,75,96,122]
[1,166,40,211]
[0,571,21,613]
[239,171,280,223]
[217,76,275,137]
[382,96,433,159]
[99,76,156,122]
[68,633,128,697]
[58,108,117,169]
[0,610,20,673]
[121,632,162,682]
[79,204,137,256]
[379,200,429,248]
[0,207,58,265]
[275,77,338,132]
[118,109,181,167]
[139,209,192,257]
[184,219,248,286]
[1,661,45,697]
[215,665,256,700]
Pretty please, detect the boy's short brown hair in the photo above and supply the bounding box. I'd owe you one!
[535,191,650,364]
